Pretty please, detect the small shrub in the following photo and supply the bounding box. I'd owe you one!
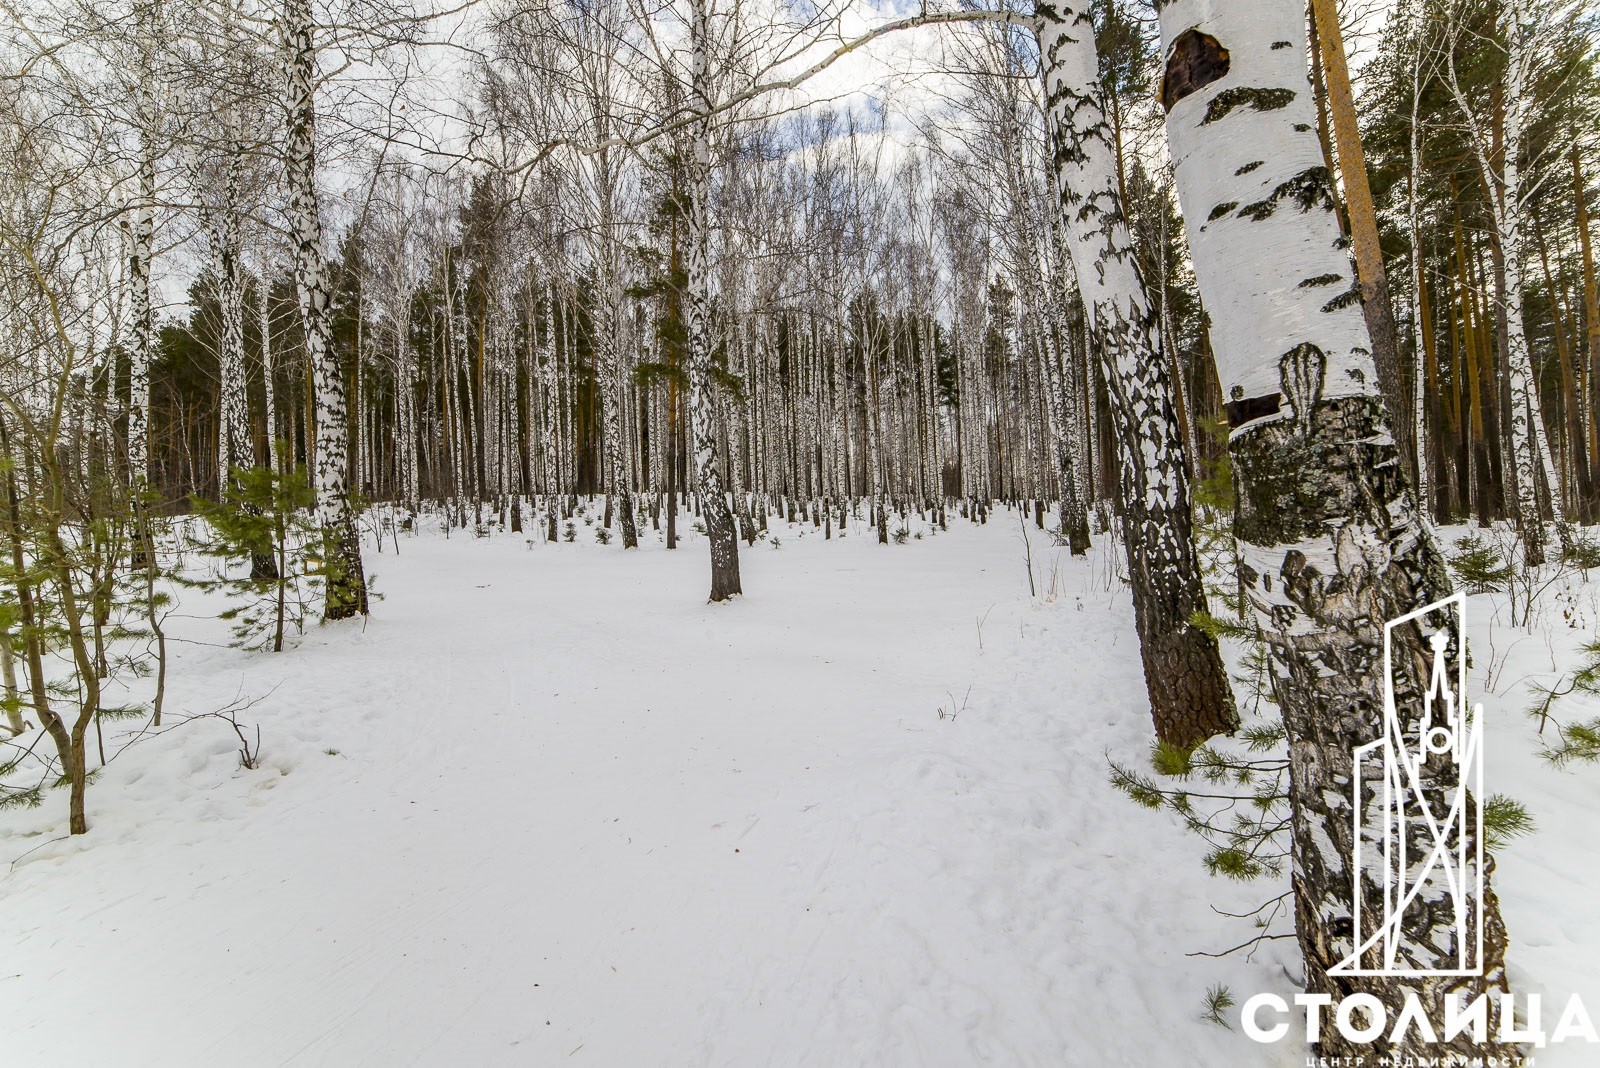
[187,465,320,652]
[1483,794,1536,847]
[1546,718,1600,766]
[1449,533,1513,594]
[595,527,613,545]
[1201,984,1236,1029]
[1562,529,1600,575]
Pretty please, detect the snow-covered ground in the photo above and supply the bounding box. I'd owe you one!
[4,509,1596,1066]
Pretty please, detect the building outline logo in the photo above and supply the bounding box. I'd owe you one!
[1328,592,1485,979]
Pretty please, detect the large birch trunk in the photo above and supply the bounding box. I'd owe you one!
[282,0,367,619]
[686,0,740,601]
[1156,1,1517,1057]
[1038,2,1238,749]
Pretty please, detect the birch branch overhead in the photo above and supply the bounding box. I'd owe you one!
[490,5,1035,174]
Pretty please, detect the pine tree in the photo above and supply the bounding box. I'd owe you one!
[188,464,320,653]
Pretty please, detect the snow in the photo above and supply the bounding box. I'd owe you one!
[4,510,1596,1065]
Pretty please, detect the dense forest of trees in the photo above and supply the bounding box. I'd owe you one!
[4,0,1598,1058]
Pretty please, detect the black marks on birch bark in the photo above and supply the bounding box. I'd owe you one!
[1237,166,1336,222]
[1202,86,1295,125]
[1321,285,1364,313]
[1231,392,1515,1056]
[1160,30,1229,112]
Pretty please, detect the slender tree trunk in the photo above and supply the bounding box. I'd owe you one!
[596,267,638,548]
[258,254,279,475]
[1574,143,1600,517]
[1405,7,1435,517]
[1311,0,1410,477]
[1446,0,1564,561]
[1039,3,1237,748]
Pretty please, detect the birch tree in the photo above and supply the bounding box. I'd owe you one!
[1443,0,1569,563]
[684,0,741,599]
[1156,0,1514,1056]
[281,0,368,618]
[1036,3,1237,748]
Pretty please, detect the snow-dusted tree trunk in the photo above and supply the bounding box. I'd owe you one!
[126,151,154,490]
[257,251,278,475]
[1157,0,1514,1057]
[124,0,160,493]
[282,0,367,618]
[1446,0,1563,563]
[1037,2,1237,749]
[595,264,638,548]
[686,0,740,601]
[209,146,254,488]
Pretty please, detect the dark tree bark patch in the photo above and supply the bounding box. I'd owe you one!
[1224,392,1283,430]
[1160,30,1229,112]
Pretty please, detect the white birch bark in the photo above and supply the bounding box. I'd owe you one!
[1157,0,1514,1056]
[1406,0,1433,518]
[685,0,740,599]
[1445,0,1564,562]
[1037,1,1236,746]
[256,250,278,476]
[125,0,160,493]
[282,0,366,617]
[206,128,254,489]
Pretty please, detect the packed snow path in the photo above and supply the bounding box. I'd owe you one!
[5,514,1595,1066]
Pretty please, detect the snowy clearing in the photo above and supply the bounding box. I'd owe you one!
[4,513,1597,1066]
